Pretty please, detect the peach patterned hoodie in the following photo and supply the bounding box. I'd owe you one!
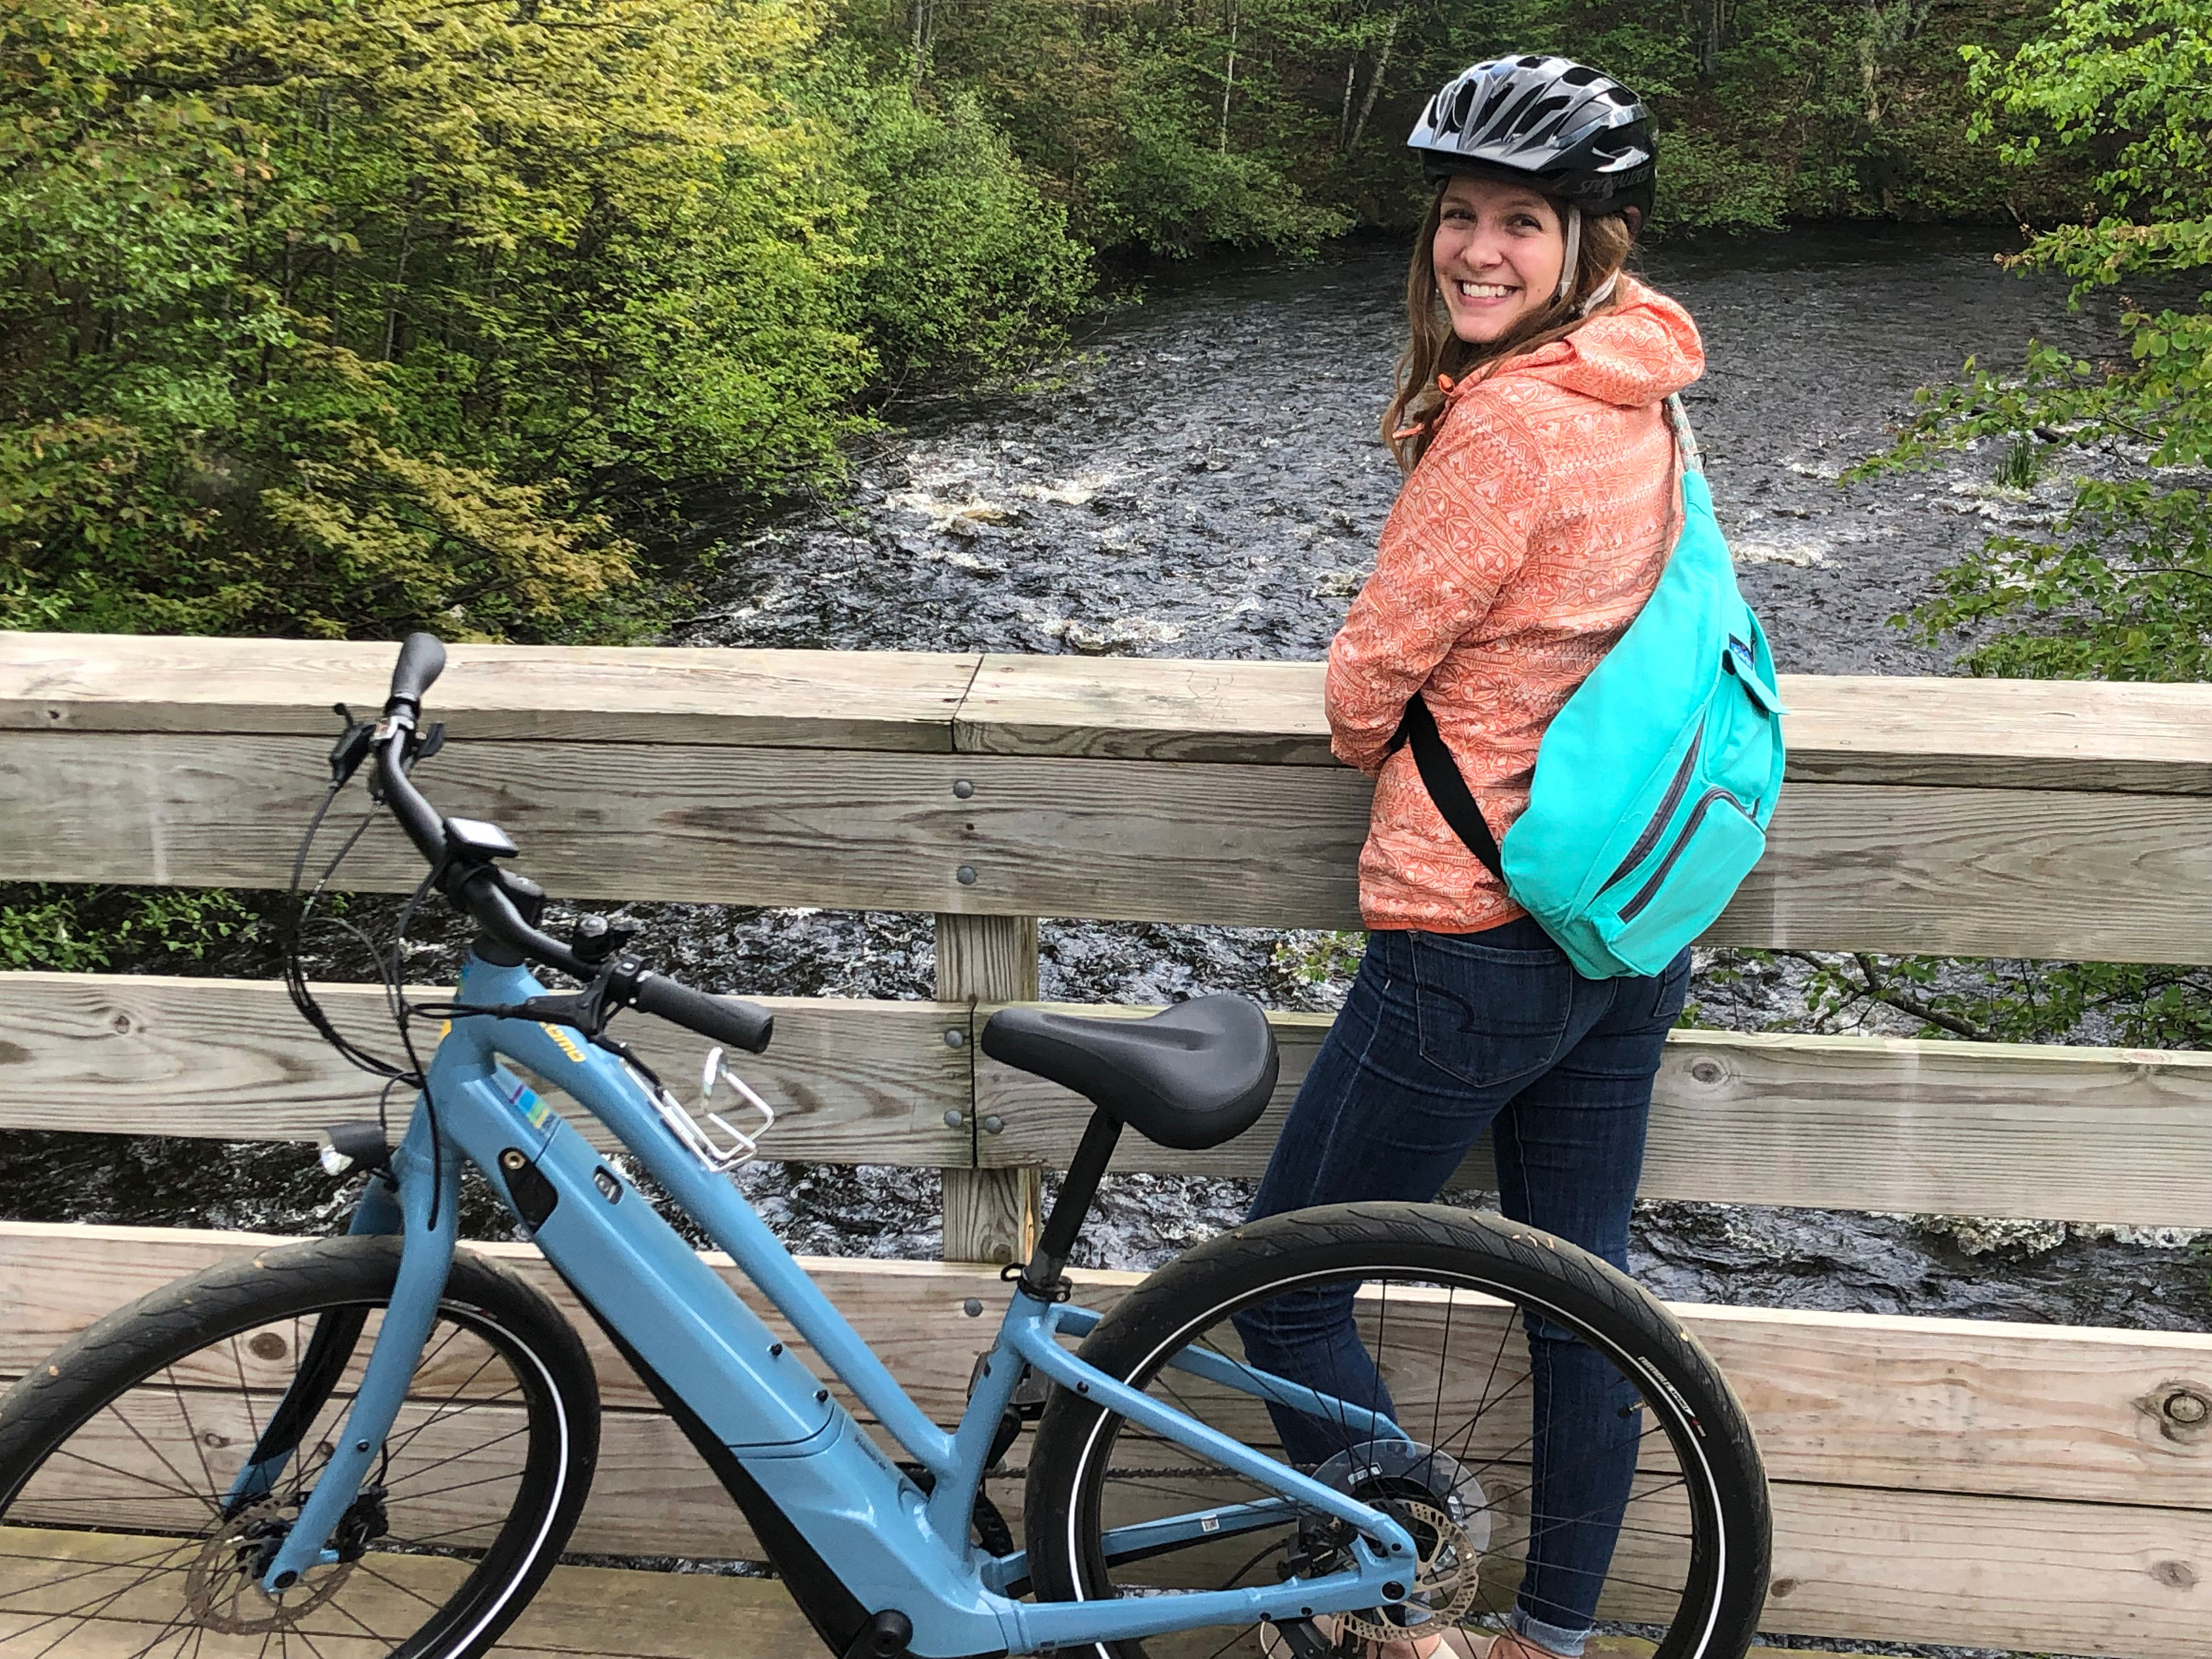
[1327,275,1706,934]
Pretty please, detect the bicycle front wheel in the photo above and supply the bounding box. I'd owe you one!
[0,1234,599,1659]
[1024,1202,1770,1659]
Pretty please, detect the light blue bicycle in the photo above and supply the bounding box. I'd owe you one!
[0,637,1769,1658]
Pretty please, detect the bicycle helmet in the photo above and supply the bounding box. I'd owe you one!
[1410,55,1654,225]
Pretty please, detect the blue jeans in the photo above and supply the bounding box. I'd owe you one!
[1236,920,1690,1656]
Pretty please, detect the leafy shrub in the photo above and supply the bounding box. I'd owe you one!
[0,886,260,974]
[1,0,868,641]
[1090,93,1350,259]
[840,81,1095,381]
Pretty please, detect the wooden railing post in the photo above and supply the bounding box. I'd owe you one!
[937,913,1041,1264]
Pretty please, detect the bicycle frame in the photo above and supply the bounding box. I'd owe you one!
[256,949,1419,1657]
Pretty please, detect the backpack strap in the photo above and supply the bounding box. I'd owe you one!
[1389,395,1696,888]
[1664,392,1704,475]
[1388,695,1505,881]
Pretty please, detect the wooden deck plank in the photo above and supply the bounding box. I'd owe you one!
[0,1524,818,1656]
[0,633,980,751]
[1759,1477,2211,1656]
[0,974,971,1168]
[5,1481,2209,1657]
[954,654,2212,794]
[955,654,1338,765]
[0,1527,1927,1659]
[17,630,2212,792]
[18,730,2212,956]
[5,1224,2210,1513]
[18,971,2212,1223]
[979,1008,2212,1226]
[0,730,1381,921]
[1711,780,2212,961]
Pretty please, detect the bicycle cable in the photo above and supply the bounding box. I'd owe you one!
[285,775,416,1089]
[285,719,459,1229]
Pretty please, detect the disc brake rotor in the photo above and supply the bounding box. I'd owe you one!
[1303,1439,1491,1646]
[1335,1497,1480,1646]
[183,1498,353,1634]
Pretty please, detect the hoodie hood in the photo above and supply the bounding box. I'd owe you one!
[1454,275,1705,409]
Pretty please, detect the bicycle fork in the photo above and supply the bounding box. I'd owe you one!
[248,1106,460,1594]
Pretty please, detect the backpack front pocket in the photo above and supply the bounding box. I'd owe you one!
[1594,790,1767,976]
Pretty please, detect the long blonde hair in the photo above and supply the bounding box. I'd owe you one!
[1382,185,1637,474]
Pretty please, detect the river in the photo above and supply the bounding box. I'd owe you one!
[5,226,2206,1336]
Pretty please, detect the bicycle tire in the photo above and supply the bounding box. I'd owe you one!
[1024,1202,1770,1659]
[0,1234,600,1659]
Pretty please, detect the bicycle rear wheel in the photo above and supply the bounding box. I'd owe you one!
[0,1234,599,1659]
[1024,1202,1769,1659]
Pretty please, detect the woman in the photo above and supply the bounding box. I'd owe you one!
[1241,55,1703,1659]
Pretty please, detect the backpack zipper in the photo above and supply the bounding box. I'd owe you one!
[1616,787,1753,923]
[1600,719,1705,894]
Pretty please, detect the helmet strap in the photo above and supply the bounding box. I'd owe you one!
[1578,272,1620,316]
[1555,203,1581,303]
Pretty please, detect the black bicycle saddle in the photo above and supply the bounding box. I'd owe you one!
[979,995,1279,1152]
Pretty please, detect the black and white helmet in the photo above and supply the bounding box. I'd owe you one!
[1409,55,1654,222]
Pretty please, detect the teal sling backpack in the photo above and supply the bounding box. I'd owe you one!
[1393,395,1786,979]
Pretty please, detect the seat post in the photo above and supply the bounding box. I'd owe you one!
[1016,1107,1122,1299]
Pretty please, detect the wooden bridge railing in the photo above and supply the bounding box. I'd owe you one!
[3,631,2212,1655]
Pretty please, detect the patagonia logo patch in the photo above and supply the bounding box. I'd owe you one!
[1728,635,1756,674]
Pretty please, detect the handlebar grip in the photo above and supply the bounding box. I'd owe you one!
[632,974,774,1054]
[387,632,447,712]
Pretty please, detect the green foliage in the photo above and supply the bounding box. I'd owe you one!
[832,0,2074,258]
[2,0,878,640]
[1772,948,2212,1050]
[1271,929,1367,988]
[839,81,1094,380]
[1091,84,1352,256]
[1994,435,2043,491]
[0,885,260,973]
[1,0,1120,643]
[1652,127,1792,233]
[1864,0,2212,683]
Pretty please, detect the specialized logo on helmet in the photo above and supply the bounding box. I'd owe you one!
[1409,55,1655,211]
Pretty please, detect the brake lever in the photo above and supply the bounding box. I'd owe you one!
[327,703,376,788]
[507,956,645,1041]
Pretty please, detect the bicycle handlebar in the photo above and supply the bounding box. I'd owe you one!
[386,631,446,715]
[365,638,774,1054]
[630,973,776,1054]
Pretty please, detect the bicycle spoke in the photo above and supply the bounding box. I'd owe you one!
[105,1393,224,1519]
[0,1544,194,1608]
[1,1270,580,1659]
[41,1441,217,1512]
[228,1335,264,1453]
[351,1558,447,1609]
[381,1419,533,1490]
[1427,1287,1458,1451]
[1062,1251,1752,1657]
[379,1464,530,1507]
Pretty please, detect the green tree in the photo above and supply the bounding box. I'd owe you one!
[1,0,873,639]
[835,76,1095,380]
[1875,0,2212,679]
[1816,0,2212,1049]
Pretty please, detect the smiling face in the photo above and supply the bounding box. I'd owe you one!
[1430,174,1569,344]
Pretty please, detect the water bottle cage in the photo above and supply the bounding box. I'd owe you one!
[637,1046,777,1175]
